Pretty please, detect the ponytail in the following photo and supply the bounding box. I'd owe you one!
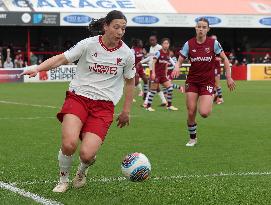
[88,18,105,37]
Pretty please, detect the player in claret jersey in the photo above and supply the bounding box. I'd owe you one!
[146,38,178,111]
[172,18,235,146]
[131,38,148,101]
[20,10,135,192]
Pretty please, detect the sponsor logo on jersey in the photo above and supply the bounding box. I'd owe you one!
[190,56,213,63]
[205,47,210,53]
[89,63,117,75]
[117,58,122,65]
[132,15,159,24]
[92,52,97,57]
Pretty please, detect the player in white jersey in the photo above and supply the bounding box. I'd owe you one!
[20,10,135,193]
[138,35,167,107]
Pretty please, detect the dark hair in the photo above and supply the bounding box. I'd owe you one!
[88,10,127,37]
[196,17,210,27]
[161,38,170,44]
[131,38,142,47]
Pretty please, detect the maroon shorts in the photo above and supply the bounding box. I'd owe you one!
[154,75,169,84]
[136,65,146,79]
[185,82,214,96]
[57,91,114,141]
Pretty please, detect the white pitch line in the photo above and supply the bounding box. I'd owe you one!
[0,117,55,120]
[15,171,271,185]
[0,100,58,109]
[0,181,63,205]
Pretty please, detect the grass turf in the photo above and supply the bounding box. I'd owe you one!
[0,81,270,205]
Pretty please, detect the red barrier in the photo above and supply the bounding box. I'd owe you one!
[231,65,247,80]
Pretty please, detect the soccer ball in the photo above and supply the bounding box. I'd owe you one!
[121,152,151,182]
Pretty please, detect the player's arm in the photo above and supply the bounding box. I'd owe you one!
[19,54,68,77]
[219,51,236,91]
[117,54,136,128]
[172,55,185,78]
[172,41,189,78]
[215,40,235,91]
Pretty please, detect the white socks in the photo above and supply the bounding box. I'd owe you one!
[58,150,73,183]
[158,91,167,104]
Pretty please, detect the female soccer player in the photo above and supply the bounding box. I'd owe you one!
[145,38,178,111]
[20,10,135,192]
[131,38,148,100]
[172,18,235,146]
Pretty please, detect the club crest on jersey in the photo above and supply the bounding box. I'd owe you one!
[205,47,210,53]
[117,58,122,65]
[192,49,197,53]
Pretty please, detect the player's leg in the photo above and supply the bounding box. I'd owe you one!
[73,132,101,188]
[73,100,114,188]
[157,86,167,106]
[53,114,83,192]
[198,95,213,118]
[186,92,199,146]
[140,72,149,101]
[215,75,224,104]
[163,80,178,111]
[146,82,159,111]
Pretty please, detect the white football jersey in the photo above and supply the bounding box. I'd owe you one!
[140,44,162,69]
[64,35,135,105]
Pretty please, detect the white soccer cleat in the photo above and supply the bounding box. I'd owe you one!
[73,171,88,189]
[167,106,178,111]
[73,157,96,189]
[186,138,197,147]
[52,182,69,193]
[146,107,155,112]
[216,98,224,105]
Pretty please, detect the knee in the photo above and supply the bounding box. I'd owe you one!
[199,110,211,118]
[62,136,77,154]
[80,149,96,163]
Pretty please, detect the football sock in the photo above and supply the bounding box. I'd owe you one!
[158,91,167,104]
[188,123,197,139]
[166,86,173,107]
[58,149,73,183]
[172,84,180,89]
[217,87,223,98]
[143,83,148,100]
[147,90,157,107]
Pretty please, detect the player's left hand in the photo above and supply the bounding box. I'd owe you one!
[116,111,130,128]
[171,68,180,79]
[227,77,236,91]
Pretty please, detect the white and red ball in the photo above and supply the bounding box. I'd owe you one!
[121,152,151,182]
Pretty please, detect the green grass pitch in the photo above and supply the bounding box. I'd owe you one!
[0,81,271,205]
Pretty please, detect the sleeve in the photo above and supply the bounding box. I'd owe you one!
[153,51,160,59]
[179,41,189,58]
[169,57,176,66]
[130,48,135,55]
[214,40,223,55]
[140,56,150,64]
[123,53,136,79]
[64,39,87,63]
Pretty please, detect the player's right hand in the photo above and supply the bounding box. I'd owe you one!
[171,68,180,79]
[19,69,39,78]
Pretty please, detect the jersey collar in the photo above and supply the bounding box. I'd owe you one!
[99,35,122,52]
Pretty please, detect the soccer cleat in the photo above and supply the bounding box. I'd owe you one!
[73,171,88,189]
[166,106,178,111]
[186,138,197,147]
[146,107,155,112]
[52,182,69,193]
[73,157,96,189]
[216,98,224,104]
